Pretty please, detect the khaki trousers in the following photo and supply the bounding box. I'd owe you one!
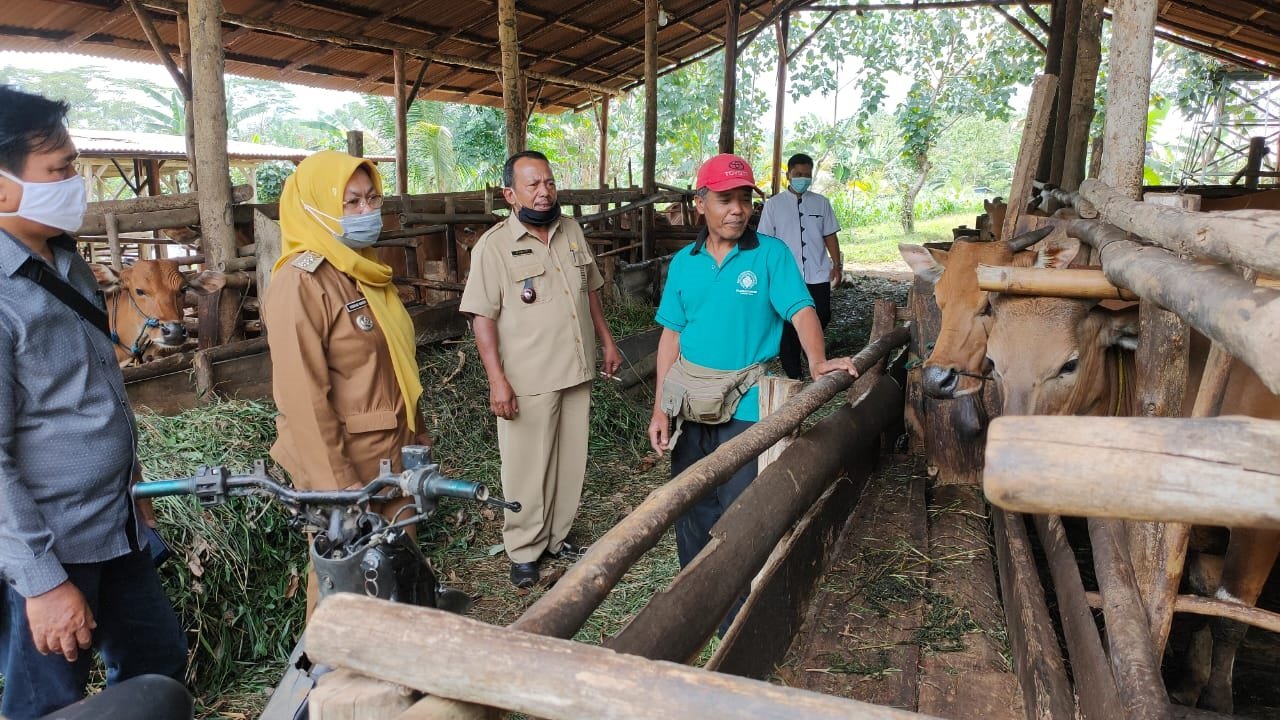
[497,381,591,564]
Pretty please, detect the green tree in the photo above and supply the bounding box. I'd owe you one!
[790,8,1040,232]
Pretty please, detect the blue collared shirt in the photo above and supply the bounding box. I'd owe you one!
[655,228,814,421]
[0,230,142,597]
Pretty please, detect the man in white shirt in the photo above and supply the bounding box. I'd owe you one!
[757,153,843,379]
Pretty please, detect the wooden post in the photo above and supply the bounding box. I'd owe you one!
[1060,0,1103,190]
[642,0,658,261]
[106,213,122,271]
[1098,0,1158,200]
[346,130,364,158]
[1243,136,1267,190]
[771,14,789,196]
[188,0,239,347]
[718,0,741,155]
[597,96,609,190]
[176,12,196,190]
[308,596,931,720]
[1037,0,1067,182]
[497,0,524,156]
[1049,0,1082,187]
[757,376,804,470]
[253,209,282,298]
[1002,74,1058,245]
[393,49,409,195]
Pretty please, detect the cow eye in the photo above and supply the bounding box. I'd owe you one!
[134,288,147,297]
[978,303,992,317]
[1058,358,1079,375]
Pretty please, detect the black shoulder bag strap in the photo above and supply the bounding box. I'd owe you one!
[15,258,112,338]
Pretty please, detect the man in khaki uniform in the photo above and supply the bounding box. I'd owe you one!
[461,151,622,588]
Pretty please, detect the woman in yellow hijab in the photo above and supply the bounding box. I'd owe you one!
[264,150,428,502]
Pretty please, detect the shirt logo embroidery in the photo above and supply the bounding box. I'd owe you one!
[736,270,759,296]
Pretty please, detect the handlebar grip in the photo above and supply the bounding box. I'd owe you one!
[132,478,198,499]
[424,477,489,502]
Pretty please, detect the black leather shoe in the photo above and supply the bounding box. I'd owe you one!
[542,539,588,561]
[510,561,540,588]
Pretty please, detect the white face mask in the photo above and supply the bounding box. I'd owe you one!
[0,169,88,233]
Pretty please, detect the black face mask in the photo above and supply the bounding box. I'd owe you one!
[517,203,562,227]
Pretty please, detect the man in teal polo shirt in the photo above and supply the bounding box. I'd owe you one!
[647,154,857,601]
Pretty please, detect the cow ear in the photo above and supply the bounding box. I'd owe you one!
[1101,307,1141,352]
[185,270,227,295]
[91,263,122,293]
[1034,236,1080,269]
[899,244,945,285]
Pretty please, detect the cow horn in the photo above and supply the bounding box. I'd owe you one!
[1006,225,1055,252]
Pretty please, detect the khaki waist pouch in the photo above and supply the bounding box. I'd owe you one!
[659,356,765,448]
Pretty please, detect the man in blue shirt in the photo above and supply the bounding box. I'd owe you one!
[0,86,186,719]
[648,154,856,594]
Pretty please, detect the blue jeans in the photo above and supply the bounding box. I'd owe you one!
[672,419,758,634]
[0,550,187,720]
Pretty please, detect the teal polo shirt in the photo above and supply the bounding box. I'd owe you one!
[655,228,815,422]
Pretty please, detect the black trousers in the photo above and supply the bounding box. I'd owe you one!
[780,281,832,380]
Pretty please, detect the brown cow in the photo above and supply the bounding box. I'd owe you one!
[91,260,226,366]
[983,243,1280,714]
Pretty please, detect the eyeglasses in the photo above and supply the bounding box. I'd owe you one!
[342,193,385,212]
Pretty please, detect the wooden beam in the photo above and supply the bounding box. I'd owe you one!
[1098,0,1158,199]
[1067,218,1280,394]
[1002,74,1058,243]
[126,0,190,99]
[1084,591,1280,636]
[393,49,409,194]
[1078,178,1280,276]
[786,10,834,62]
[1037,0,1066,181]
[607,374,898,663]
[803,0,1051,9]
[975,264,1138,300]
[1060,0,1103,190]
[306,595,935,720]
[992,508,1076,720]
[1048,0,1082,186]
[771,14,788,196]
[498,0,524,156]
[985,415,1280,530]
[992,5,1046,52]
[1020,0,1051,33]
[718,0,741,154]
[597,97,610,189]
[137,0,620,97]
[512,329,908,640]
[1089,517,1173,720]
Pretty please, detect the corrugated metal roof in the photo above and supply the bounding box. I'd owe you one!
[69,128,394,163]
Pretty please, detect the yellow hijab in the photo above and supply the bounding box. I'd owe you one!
[274,150,422,431]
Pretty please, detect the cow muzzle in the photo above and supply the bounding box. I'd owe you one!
[923,364,961,398]
[157,321,188,347]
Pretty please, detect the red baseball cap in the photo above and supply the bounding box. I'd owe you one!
[695,153,757,192]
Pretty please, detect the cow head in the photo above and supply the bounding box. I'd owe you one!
[91,260,226,365]
[985,241,1139,417]
[984,198,1008,242]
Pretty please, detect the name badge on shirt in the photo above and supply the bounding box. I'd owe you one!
[345,298,369,313]
[512,249,534,256]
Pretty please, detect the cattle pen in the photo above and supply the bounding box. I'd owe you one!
[6,1,1280,719]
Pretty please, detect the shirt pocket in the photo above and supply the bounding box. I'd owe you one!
[570,250,593,293]
[508,261,551,305]
[343,409,400,434]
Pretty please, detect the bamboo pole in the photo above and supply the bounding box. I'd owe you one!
[1078,178,1280,276]
[308,595,938,720]
[1069,219,1280,393]
[498,0,524,156]
[771,14,789,196]
[1097,0,1157,200]
[393,49,409,195]
[718,0,741,155]
[513,328,909,639]
[606,376,900,663]
[975,264,1137,300]
[985,415,1280,530]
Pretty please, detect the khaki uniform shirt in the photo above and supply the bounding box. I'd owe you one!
[264,251,417,491]
[460,215,605,396]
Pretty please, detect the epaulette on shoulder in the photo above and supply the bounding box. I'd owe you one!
[290,250,326,273]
